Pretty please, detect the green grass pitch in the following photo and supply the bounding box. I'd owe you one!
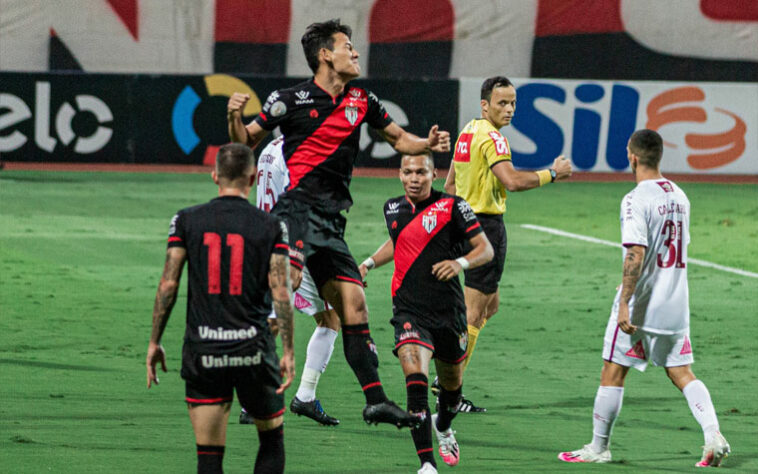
[1,171,756,473]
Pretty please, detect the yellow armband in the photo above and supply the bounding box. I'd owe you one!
[536,169,552,187]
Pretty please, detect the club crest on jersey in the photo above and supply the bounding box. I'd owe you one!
[422,212,437,233]
[345,106,358,125]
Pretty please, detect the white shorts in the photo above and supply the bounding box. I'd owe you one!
[267,267,327,319]
[602,312,694,371]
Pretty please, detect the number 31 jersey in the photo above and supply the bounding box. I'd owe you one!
[618,179,691,334]
[167,197,289,349]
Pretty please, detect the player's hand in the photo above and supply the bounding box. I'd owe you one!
[358,264,369,286]
[146,341,167,389]
[551,155,572,180]
[276,350,295,394]
[227,92,250,120]
[431,259,462,281]
[428,125,451,153]
[617,303,637,335]
[290,267,302,291]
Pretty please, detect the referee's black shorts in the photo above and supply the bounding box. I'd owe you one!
[463,213,507,294]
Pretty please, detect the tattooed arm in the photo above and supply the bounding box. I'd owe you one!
[618,245,645,335]
[146,247,187,388]
[269,252,295,394]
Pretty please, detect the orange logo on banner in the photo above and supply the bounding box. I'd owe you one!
[646,86,746,170]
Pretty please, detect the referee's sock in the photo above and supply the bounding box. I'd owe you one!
[254,425,284,474]
[342,323,387,404]
[406,373,435,468]
[437,385,462,432]
[462,319,486,371]
[196,444,224,474]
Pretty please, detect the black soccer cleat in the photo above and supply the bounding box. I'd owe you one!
[456,396,487,413]
[363,400,421,429]
[239,409,255,425]
[290,397,340,426]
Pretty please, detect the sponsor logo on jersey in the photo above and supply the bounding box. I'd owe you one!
[457,200,475,221]
[201,352,262,368]
[270,101,287,117]
[198,325,258,341]
[386,201,400,214]
[345,106,358,125]
[432,201,449,212]
[294,90,314,105]
[422,213,437,233]
[262,90,280,113]
[169,214,179,235]
[349,89,362,98]
[399,329,420,341]
[279,221,289,243]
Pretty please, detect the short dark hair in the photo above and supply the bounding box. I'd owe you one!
[629,129,663,168]
[301,19,352,73]
[481,76,513,102]
[401,153,435,170]
[216,143,254,181]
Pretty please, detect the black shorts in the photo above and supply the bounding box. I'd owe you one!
[181,337,284,420]
[463,213,507,294]
[271,196,362,291]
[391,311,468,365]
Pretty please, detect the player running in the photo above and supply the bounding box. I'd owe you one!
[557,129,730,467]
[360,154,493,473]
[146,143,295,474]
[238,136,340,427]
[441,76,572,412]
[227,19,450,428]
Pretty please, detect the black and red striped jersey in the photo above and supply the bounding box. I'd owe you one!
[384,189,483,320]
[167,196,289,350]
[255,78,393,213]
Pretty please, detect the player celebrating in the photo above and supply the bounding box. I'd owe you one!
[557,129,730,467]
[146,143,295,474]
[360,154,493,473]
[441,76,572,412]
[227,19,450,428]
[239,136,340,427]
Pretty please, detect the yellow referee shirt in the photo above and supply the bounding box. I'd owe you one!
[452,119,511,215]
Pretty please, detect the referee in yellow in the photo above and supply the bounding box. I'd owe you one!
[441,76,572,412]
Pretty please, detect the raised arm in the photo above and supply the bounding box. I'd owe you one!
[227,92,270,149]
[431,232,493,282]
[358,238,395,282]
[490,156,572,192]
[617,245,646,334]
[146,247,187,388]
[268,252,295,393]
[379,122,451,155]
[443,163,456,195]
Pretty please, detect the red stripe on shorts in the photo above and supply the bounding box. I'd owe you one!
[185,396,232,404]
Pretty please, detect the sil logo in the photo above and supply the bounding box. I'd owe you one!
[171,74,262,163]
[646,86,746,170]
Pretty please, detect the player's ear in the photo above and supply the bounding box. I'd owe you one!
[211,170,219,185]
[480,99,489,114]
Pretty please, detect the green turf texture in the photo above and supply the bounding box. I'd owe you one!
[1,171,756,473]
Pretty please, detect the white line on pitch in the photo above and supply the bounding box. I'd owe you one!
[521,224,758,279]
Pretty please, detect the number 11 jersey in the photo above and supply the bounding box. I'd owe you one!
[617,178,691,334]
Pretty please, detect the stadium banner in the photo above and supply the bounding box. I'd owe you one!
[459,78,758,175]
[0,72,457,166]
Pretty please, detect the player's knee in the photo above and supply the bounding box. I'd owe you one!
[254,415,283,432]
[316,310,341,331]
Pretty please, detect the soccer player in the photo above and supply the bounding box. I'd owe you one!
[227,19,450,428]
[239,136,340,426]
[557,129,731,467]
[359,154,493,473]
[441,76,572,412]
[146,143,295,474]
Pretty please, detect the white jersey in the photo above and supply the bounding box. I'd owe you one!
[614,178,691,334]
[255,136,326,317]
[256,137,289,213]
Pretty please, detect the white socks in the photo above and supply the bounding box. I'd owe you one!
[295,326,338,402]
[590,386,624,453]
[682,379,720,443]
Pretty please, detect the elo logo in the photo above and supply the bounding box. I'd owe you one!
[171,74,261,163]
[645,86,746,170]
[510,82,748,172]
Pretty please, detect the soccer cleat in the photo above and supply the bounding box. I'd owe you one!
[290,397,340,426]
[362,400,421,429]
[696,432,730,467]
[417,461,438,474]
[456,396,486,413]
[431,376,441,396]
[432,413,460,466]
[557,444,611,463]
[239,409,255,425]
